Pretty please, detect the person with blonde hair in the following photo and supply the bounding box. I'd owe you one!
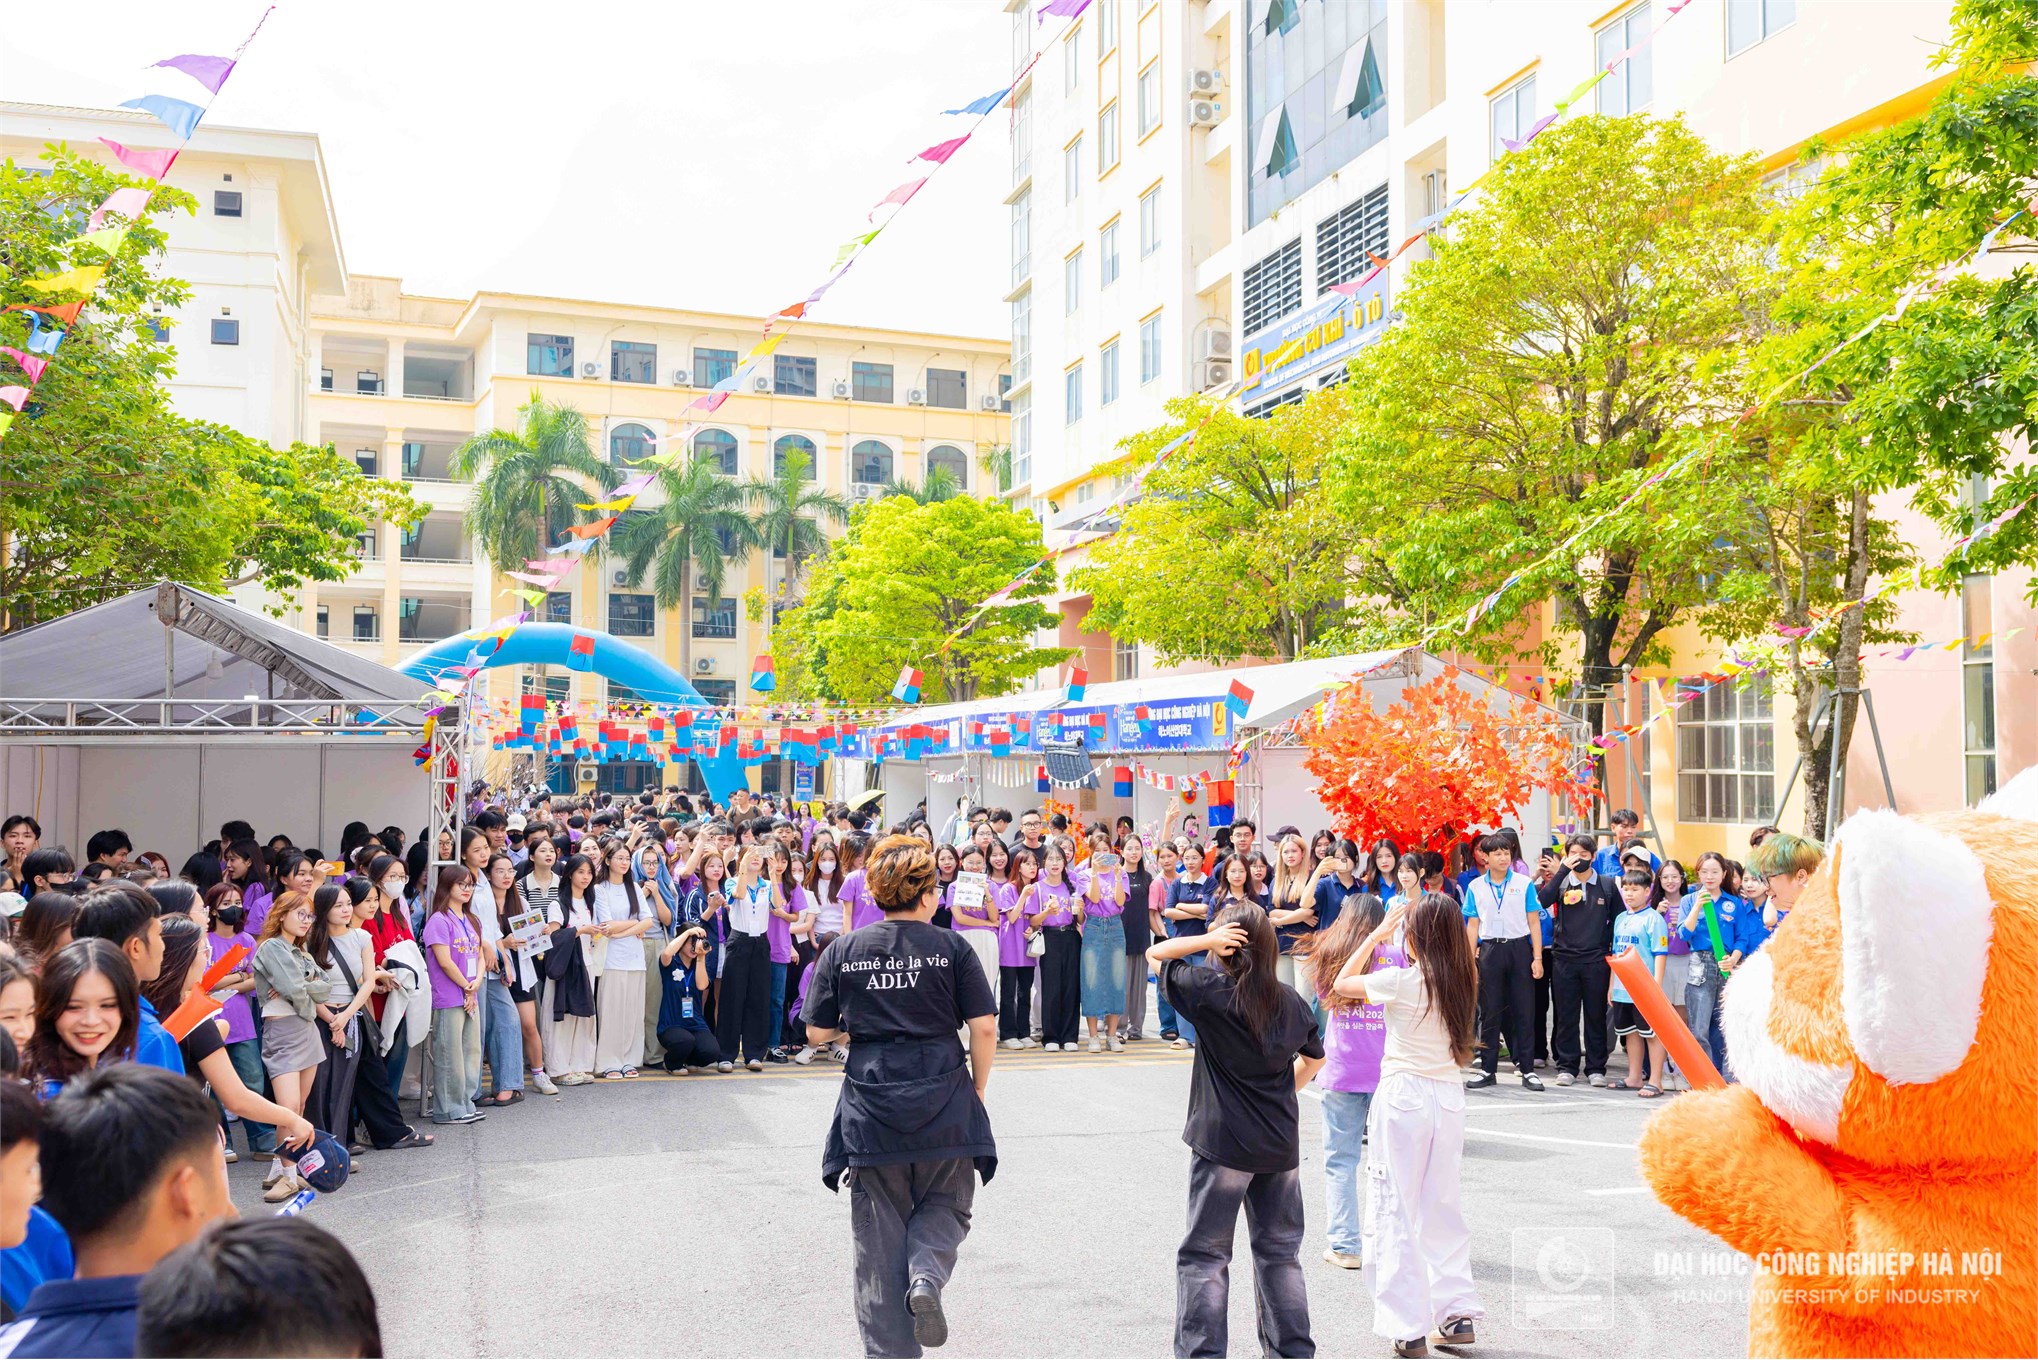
[804,834,998,1357]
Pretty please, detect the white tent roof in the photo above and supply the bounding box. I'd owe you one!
[0,583,433,715]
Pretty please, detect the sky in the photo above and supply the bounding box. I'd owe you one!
[4,0,1023,339]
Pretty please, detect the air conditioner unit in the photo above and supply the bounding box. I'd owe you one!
[1197,326,1233,361]
[752,374,772,392]
[854,484,885,503]
[1190,68,1224,95]
[611,568,630,587]
[906,388,927,405]
[831,379,852,399]
[693,658,717,675]
[580,361,600,378]
[1200,358,1233,391]
[671,368,690,385]
[1188,99,1223,128]
[980,394,1002,411]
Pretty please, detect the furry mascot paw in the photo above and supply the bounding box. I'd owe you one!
[1639,770,2038,1357]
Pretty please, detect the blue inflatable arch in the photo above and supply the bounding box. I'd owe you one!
[399,623,748,801]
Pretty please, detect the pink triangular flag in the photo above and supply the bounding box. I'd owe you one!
[88,186,152,231]
[98,138,178,180]
[914,136,970,165]
[868,177,927,220]
[0,387,30,412]
[1,349,47,383]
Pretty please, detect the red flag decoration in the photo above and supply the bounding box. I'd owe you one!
[1035,764,1051,793]
[1225,679,1254,718]
[750,653,776,692]
[1205,779,1236,827]
[1065,666,1088,703]
[567,633,596,673]
[1112,766,1133,797]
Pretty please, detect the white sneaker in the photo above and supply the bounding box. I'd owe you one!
[793,1046,817,1065]
[1588,1072,1608,1088]
[1020,1037,1039,1049]
[1108,1036,1124,1052]
[1003,1038,1024,1050]
[1042,1042,1060,1052]
[531,1071,560,1096]
[1088,1037,1103,1053]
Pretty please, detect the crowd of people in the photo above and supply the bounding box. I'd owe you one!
[0,785,1821,1358]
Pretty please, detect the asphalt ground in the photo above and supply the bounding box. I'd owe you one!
[226,1040,1750,1358]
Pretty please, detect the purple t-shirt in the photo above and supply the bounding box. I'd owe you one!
[994,883,1033,968]
[1320,942,1407,1093]
[1072,866,1127,918]
[208,930,258,1044]
[945,878,999,931]
[240,882,273,938]
[1031,880,1075,929]
[767,886,806,965]
[419,911,480,1010]
[844,869,883,931]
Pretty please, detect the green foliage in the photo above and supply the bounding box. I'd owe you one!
[1072,390,1352,663]
[452,392,618,574]
[745,447,848,593]
[610,453,755,608]
[0,147,421,631]
[880,465,963,504]
[776,495,1074,703]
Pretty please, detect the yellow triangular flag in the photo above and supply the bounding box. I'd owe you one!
[24,264,106,295]
[74,226,128,257]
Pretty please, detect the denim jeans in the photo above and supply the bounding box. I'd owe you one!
[1321,1089,1372,1255]
[223,1038,275,1153]
[1684,956,1727,1075]
[769,961,788,1049]
[385,1028,412,1095]
[476,974,523,1099]
[429,1004,480,1123]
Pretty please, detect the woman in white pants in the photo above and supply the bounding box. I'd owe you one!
[1330,892,1483,1358]
[592,841,654,1078]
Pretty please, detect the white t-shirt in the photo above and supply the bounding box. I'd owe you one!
[472,877,501,947]
[591,880,644,971]
[1466,871,1533,940]
[813,878,842,934]
[1360,965,1463,1082]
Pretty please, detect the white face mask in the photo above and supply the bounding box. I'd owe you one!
[818,859,836,873]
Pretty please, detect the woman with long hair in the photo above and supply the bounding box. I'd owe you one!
[1119,834,1155,1042]
[13,893,78,972]
[305,882,376,1146]
[947,845,1002,1026]
[994,847,1040,1050]
[592,841,653,1080]
[931,844,961,929]
[1676,850,1745,1076]
[1329,893,1482,1353]
[1360,838,1402,898]
[840,832,881,932]
[355,853,418,1095]
[0,955,34,1057]
[25,939,139,1095]
[1073,828,1129,1054]
[267,852,323,927]
[252,891,329,1201]
[199,879,269,1159]
[1024,842,1081,1052]
[488,851,545,1100]
[222,840,270,934]
[716,845,780,1072]
[542,853,601,1085]
[421,866,484,1123]
[768,847,814,1059]
[1303,892,1396,1268]
[1267,833,1321,994]
[1146,903,1325,1357]
[1654,858,1692,1022]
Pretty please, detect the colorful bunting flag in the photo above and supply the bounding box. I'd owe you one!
[751,653,776,692]
[1065,666,1087,703]
[154,53,237,93]
[87,186,152,231]
[1205,779,1236,828]
[1225,679,1254,719]
[566,633,595,673]
[119,94,207,141]
[97,137,178,180]
[892,667,923,705]
[944,87,1011,117]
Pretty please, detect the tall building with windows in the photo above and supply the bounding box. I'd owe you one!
[1001,0,2028,834]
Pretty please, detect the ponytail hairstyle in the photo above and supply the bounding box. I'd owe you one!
[1404,892,1478,1068]
[1207,902,1283,1049]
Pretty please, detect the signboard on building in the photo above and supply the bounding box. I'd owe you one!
[792,762,815,801]
[1239,273,1394,396]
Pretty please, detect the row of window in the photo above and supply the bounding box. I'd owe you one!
[599,426,972,487]
[538,590,742,640]
[1012,182,1161,298]
[523,335,979,407]
[1064,313,1162,425]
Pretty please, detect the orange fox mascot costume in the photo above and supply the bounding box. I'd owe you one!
[1640,771,2038,1357]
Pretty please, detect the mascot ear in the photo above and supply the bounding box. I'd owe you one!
[1979,763,2038,823]
[1836,809,1994,1085]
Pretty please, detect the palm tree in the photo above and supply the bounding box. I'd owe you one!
[610,455,757,679]
[746,447,848,603]
[878,465,964,504]
[976,442,1014,495]
[451,392,619,575]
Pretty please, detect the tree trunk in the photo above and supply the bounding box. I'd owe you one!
[1800,487,1872,838]
[678,556,693,687]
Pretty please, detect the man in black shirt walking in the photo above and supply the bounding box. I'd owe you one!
[1538,834,1621,1087]
[805,836,998,1358]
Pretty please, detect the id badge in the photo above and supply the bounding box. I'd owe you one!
[681,995,696,1020]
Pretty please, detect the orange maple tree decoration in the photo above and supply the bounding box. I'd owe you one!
[1302,669,1596,853]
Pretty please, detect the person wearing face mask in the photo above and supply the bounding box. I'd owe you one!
[1537,834,1621,1089]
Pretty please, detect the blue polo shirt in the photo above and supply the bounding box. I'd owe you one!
[1735,905,1786,957]
[1676,892,1747,955]
[0,1273,140,1358]
[134,998,185,1076]
[1594,846,1660,878]
[0,1210,72,1320]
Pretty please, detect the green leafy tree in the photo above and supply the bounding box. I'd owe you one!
[745,447,848,600]
[609,453,757,678]
[776,495,1074,703]
[451,392,617,577]
[1325,115,1773,734]
[0,148,420,631]
[1072,390,1353,663]
[879,465,963,504]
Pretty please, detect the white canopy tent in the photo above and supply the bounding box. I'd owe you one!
[0,583,456,864]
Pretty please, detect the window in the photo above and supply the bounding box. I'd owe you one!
[773,433,817,479]
[1011,189,1032,287]
[1963,574,1997,804]
[1491,74,1538,161]
[541,674,570,704]
[1316,185,1389,291]
[1013,87,1032,183]
[610,423,655,464]
[1099,219,1121,288]
[1138,62,1161,136]
[927,368,967,410]
[210,318,239,345]
[1099,340,1120,406]
[691,595,737,640]
[608,593,655,637]
[610,340,656,384]
[1257,107,1299,177]
[1140,312,1162,384]
[1114,636,1138,680]
[527,333,574,376]
[695,428,739,475]
[1064,33,1082,93]
[694,347,737,388]
[1597,5,1653,114]
[354,448,377,476]
[1097,0,1117,53]
[851,440,894,484]
[545,592,574,625]
[1099,102,1120,176]
[694,678,736,705]
[1264,0,1300,36]
[352,605,377,642]
[852,360,894,403]
[1064,363,1083,425]
[1676,673,1776,823]
[355,369,382,395]
[353,527,378,561]
[1335,37,1386,120]
[315,606,329,640]
[320,367,333,391]
[927,444,968,490]
[1242,239,1303,333]
[999,373,1012,412]
[1727,0,1795,55]
[146,313,169,341]
[1012,389,1032,487]
[213,190,242,218]
[1246,0,1389,226]
[774,355,817,397]
[1011,289,1032,385]
[1065,137,1083,204]
[1139,185,1161,256]
[1064,250,1083,315]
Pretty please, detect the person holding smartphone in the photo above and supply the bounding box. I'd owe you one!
[1074,830,1128,1054]
[1537,834,1620,1088]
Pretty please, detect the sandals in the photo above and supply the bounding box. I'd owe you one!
[1638,1082,1663,1098]
[621,1067,639,1079]
[492,1090,524,1105]
[385,1130,435,1150]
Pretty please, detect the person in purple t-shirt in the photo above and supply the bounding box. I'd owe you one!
[202,884,274,1159]
[1304,892,1397,1269]
[994,849,1039,1049]
[419,868,483,1125]
[1074,829,1129,1053]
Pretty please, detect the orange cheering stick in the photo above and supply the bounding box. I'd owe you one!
[163,943,250,1042]
[1608,946,1724,1090]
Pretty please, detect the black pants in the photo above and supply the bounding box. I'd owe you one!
[1533,967,1552,1064]
[1477,934,1534,1075]
[783,938,816,1048]
[1550,953,1611,1077]
[848,1158,976,1358]
[349,1035,415,1149]
[658,1026,724,1071]
[718,933,773,1062]
[998,966,1033,1041]
[1039,929,1081,1046]
[309,1022,362,1140]
[1175,1155,1314,1358]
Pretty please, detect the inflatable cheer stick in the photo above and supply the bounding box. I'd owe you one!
[1607,946,1724,1090]
[163,943,251,1041]
[199,942,249,993]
